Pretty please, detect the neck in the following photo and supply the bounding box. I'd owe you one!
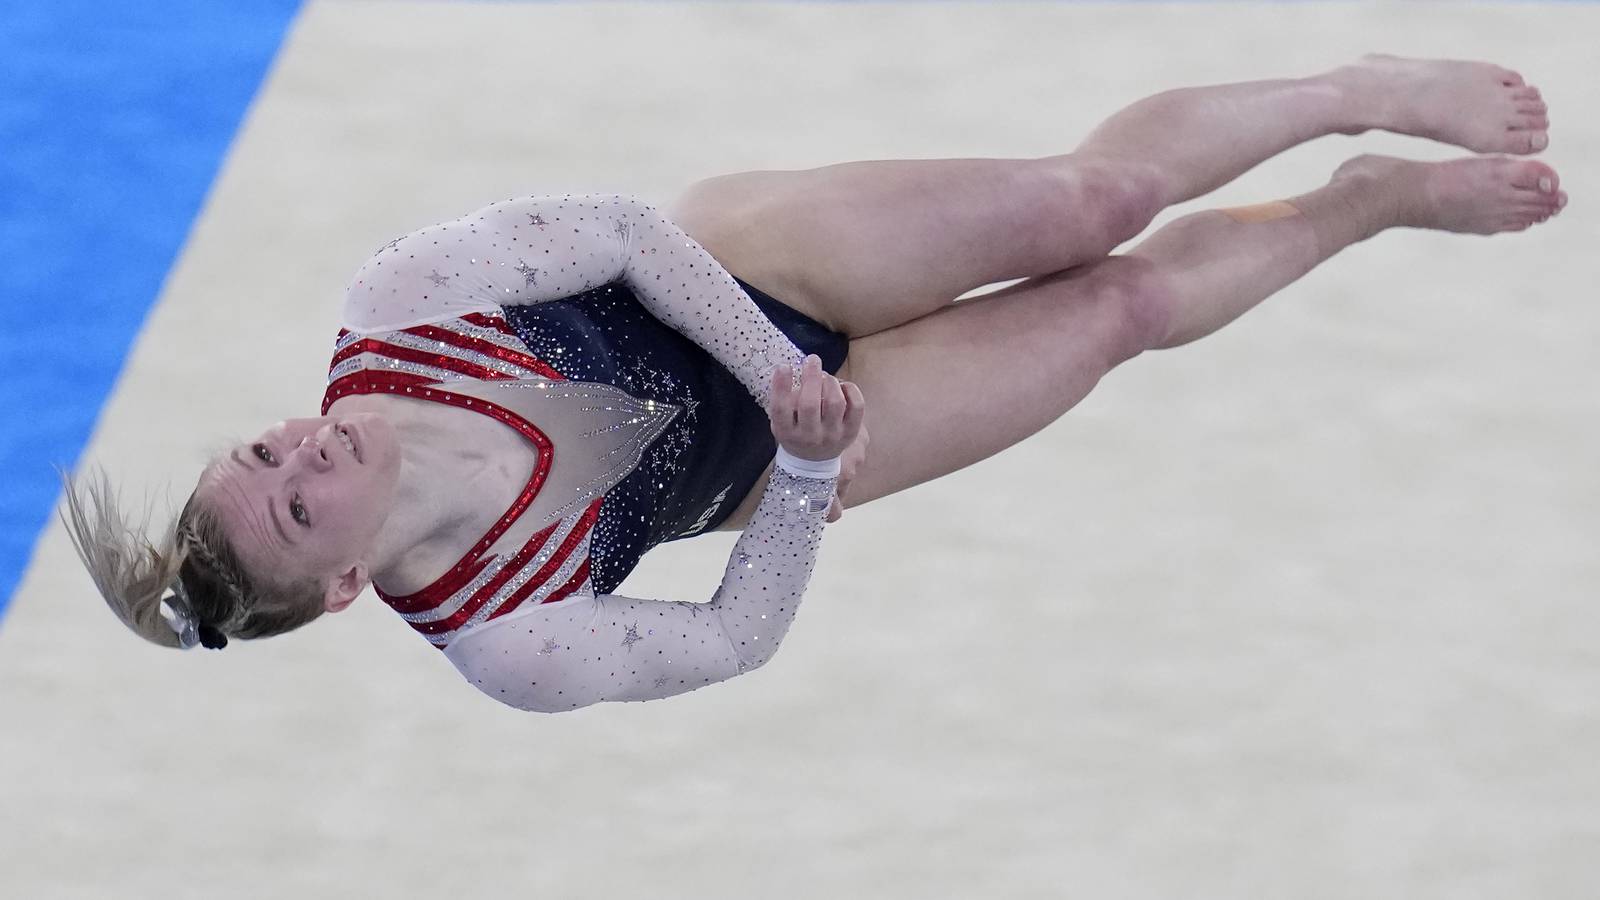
[350,403,477,592]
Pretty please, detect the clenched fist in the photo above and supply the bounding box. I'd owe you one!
[769,354,867,522]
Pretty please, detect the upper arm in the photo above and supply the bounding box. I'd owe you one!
[340,194,639,332]
[443,591,746,713]
[342,193,804,414]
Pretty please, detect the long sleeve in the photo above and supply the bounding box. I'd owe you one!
[343,193,808,412]
[442,464,836,713]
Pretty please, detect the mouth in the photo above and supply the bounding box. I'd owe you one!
[336,423,361,463]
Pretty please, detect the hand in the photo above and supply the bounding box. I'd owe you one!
[825,421,869,523]
[768,353,866,463]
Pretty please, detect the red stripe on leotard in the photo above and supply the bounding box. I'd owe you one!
[460,311,518,335]
[328,337,520,383]
[404,323,561,379]
[412,499,600,635]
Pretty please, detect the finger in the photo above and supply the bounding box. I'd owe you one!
[841,381,866,427]
[770,365,795,427]
[820,373,845,422]
[799,355,823,429]
[826,495,842,523]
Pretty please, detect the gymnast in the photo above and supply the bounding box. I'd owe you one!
[62,55,1565,712]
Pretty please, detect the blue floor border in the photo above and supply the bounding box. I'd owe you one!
[0,1,302,621]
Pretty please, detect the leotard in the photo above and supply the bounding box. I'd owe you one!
[322,195,842,713]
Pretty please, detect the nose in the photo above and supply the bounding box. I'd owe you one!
[296,432,335,472]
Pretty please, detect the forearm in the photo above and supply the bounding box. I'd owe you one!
[710,460,837,672]
[617,196,809,412]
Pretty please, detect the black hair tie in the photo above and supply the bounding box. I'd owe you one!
[197,624,229,650]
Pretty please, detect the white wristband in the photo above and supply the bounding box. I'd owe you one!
[775,446,841,479]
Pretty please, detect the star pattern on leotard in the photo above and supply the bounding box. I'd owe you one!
[620,623,644,652]
[536,637,561,656]
[528,213,547,229]
[753,346,780,371]
[622,359,687,410]
[655,430,690,462]
[513,259,539,287]
[376,235,404,253]
[613,220,632,241]
[652,675,671,689]
[753,346,802,391]
[425,269,450,287]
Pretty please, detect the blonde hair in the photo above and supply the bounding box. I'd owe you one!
[57,464,326,648]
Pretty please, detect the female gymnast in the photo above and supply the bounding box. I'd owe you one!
[63,55,1565,713]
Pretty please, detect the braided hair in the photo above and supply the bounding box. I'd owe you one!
[59,464,327,649]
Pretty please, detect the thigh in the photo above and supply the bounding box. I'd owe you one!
[669,157,1158,340]
[713,256,1171,530]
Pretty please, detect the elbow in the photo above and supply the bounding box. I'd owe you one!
[715,612,792,676]
[731,642,780,676]
[483,689,597,715]
[453,664,600,714]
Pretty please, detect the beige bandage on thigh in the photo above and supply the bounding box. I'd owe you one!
[1220,201,1302,224]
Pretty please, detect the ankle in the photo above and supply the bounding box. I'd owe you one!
[1294,177,1396,256]
[1318,66,1384,136]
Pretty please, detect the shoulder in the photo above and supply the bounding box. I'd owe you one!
[339,235,500,331]
[340,303,500,335]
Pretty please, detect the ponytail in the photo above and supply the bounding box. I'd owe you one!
[57,466,189,648]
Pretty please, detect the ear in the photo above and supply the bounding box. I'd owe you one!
[323,562,370,614]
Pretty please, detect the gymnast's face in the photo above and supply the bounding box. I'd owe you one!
[201,413,402,605]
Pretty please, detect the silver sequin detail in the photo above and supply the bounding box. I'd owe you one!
[329,355,470,386]
[334,328,368,353]
[397,510,588,626]
[381,330,544,379]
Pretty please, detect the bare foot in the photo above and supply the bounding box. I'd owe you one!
[1332,154,1567,235]
[1331,54,1551,155]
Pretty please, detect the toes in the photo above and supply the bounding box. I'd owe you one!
[1499,120,1551,154]
[1508,161,1559,193]
[1515,102,1548,117]
[1515,130,1550,153]
[1512,87,1543,102]
[1498,68,1526,87]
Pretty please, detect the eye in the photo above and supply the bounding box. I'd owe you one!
[253,443,276,465]
[289,495,310,526]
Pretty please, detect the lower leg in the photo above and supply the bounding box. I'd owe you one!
[1069,56,1551,211]
[1127,154,1566,350]
[1073,75,1352,208]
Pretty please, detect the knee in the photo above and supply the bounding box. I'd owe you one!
[1063,157,1169,251]
[1084,256,1176,362]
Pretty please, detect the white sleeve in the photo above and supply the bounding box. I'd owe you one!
[343,193,810,411]
[443,464,836,713]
